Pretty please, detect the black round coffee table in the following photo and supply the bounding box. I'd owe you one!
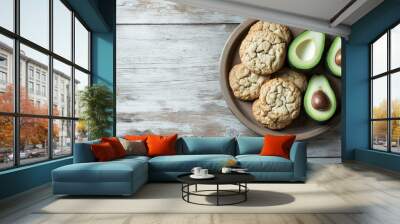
[177,173,255,206]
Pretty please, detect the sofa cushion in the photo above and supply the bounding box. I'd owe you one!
[236,137,263,155]
[149,154,235,172]
[101,137,127,158]
[177,137,236,155]
[91,142,118,162]
[53,158,147,183]
[260,134,296,159]
[236,155,293,172]
[119,138,147,156]
[147,134,178,157]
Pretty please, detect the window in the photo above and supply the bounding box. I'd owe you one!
[35,84,40,96]
[53,0,72,60]
[370,23,400,154]
[53,119,72,158]
[0,116,14,170]
[28,81,34,94]
[41,85,46,97]
[0,1,91,170]
[0,34,13,112]
[0,72,7,84]
[0,0,14,32]
[28,67,34,80]
[0,54,7,85]
[74,69,89,118]
[74,18,90,70]
[20,0,49,49]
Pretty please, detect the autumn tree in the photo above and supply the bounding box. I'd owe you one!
[372,99,400,143]
[0,84,60,152]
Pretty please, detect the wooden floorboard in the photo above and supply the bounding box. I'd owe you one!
[1,161,400,224]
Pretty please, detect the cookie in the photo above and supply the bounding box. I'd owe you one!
[239,31,286,76]
[229,64,269,101]
[255,78,301,129]
[274,68,308,92]
[249,21,292,43]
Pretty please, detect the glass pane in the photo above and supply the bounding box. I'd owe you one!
[20,117,49,165]
[75,120,88,143]
[372,121,388,151]
[0,34,14,112]
[74,18,89,70]
[53,119,72,157]
[20,44,49,115]
[391,72,400,118]
[20,0,49,49]
[53,0,72,60]
[391,24,400,70]
[372,76,387,119]
[53,59,72,117]
[0,0,14,31]
[0,116,14,170]
[391,120,400,153]
[372,33,387,76]
[74,69,89,118]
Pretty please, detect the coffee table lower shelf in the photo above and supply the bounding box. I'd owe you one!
[181,183,249,206]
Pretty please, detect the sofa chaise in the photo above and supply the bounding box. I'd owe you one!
[52,136,307,196]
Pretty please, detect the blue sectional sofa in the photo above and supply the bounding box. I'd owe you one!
[52,137,307,196]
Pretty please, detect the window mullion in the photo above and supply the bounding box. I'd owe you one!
[388,30,391,152]
[48,0,54,160]
[13,0,21,167]
[370,45,373,149]
[71,10,76,155]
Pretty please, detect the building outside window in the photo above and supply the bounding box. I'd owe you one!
[28,66,34,80]
[370,23,400,154]
[0,54,7,88]
[28,81,34,94]
[41,85,46,97]
[0,0,91,170]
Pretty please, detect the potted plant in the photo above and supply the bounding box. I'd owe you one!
[79,84,113,140]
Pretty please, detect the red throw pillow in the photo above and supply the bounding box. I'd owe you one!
[146,134,178,157]
[101,137,127,158]
[259,134,296,159]
[124,135,148,141]
[91,142,117,162]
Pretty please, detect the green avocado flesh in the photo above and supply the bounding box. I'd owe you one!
[326,36,342,77]
[288,31,325,70]
[304,74,337,122]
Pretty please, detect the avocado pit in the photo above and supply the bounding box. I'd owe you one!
[335,49,341,66]
[311,90,331,111]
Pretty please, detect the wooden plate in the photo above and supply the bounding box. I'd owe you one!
[219,19,341,140]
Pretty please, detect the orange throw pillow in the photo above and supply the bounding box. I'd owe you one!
[101,137,127,158]
[260,134,296,159]
[124,135,148,141]
[91,142,117,162]
[146,134,178,157]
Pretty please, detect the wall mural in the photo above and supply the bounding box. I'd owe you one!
[116,0,341,158]
[220,20,341,140]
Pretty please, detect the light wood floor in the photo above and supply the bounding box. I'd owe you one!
[1,159,400,224]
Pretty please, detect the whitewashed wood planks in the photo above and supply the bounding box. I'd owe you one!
[117,0,244,24]
[117,24,255,136]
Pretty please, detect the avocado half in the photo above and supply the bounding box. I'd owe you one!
[288,31,325,70]
[326,36,342,77]
[304,74,337,122]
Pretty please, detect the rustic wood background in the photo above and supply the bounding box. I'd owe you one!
[116,0,341,158]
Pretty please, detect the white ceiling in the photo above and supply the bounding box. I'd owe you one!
[171,0,384,37]
[227,0,352,22]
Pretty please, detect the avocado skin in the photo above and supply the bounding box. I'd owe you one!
[326,36,342,77]
[303,74,337,122]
